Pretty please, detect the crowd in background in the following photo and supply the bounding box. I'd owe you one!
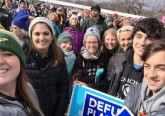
[1,0,165,116]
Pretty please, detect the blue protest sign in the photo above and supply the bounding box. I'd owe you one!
[82,93,124,116]
[68,84,124,116]
[117,106,134,116]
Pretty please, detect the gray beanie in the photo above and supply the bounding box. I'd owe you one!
[83,26,100,44]
[29,17,55,38]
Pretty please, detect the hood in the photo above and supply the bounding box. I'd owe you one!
[125,47,143,71]
[141,79,165,115]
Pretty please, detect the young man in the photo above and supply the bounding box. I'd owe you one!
[106,18,165,99]
[87,18,165,100]
[81,5,107,39]
[125,40,165,115]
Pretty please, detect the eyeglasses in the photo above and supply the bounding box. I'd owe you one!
[85,41,98,45]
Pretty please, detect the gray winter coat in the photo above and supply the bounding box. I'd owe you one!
[0,83,39,116]
[125,79,165,116]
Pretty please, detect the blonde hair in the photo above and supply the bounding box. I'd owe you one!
[102,28,119,54]
[117,25,134,39]
[103,28,117,39]
[21,29,28,36]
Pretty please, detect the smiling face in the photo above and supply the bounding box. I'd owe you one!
[0,49,20,91]
[118,30,132,52]
[104,33,118,51]
[144,51,165,94]
[85,36,99,54]
[60,40,73,52]
[133,31,153,58]
[31,23,53,55]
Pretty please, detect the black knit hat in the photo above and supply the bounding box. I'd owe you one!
[91,5,101,13]
[0,29,26,68]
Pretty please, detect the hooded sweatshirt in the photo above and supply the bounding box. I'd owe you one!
[125,79,165,116]
[139,80,165,116]
[0,83,39,116]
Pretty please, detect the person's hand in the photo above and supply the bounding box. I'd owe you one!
[72,80,87,89]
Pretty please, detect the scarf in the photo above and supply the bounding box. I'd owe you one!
[53,23,62,37]
[81,47,99,60]
[64,51,76,65]
[64,51,76,74]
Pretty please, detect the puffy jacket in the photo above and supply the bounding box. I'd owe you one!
[23,44,69,116]
[125,80,165,116]
[65,27,84,56]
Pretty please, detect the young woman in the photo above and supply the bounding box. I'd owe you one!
[64,15,84,56]
[72,27,105,86]
[57,31,76,98]
[0,29,43,116]
[23,17,69,116]
[125,40,165,116]
[102,28,119,58]
[101,28,119,79]
[117,25,134,53]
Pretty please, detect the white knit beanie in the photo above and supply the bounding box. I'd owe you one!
[83,26,100,45]
[117,25,134,39]
[69,15,79,24]
[29,17,55,38]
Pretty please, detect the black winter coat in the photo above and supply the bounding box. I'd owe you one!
[81,15,107,39]
[72,54,105,84]
[0,8,12,30]
[23,46,69,116]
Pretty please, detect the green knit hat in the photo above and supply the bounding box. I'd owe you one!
[0,0,4,4]
[57,31,74,46]
[0,29,26,68]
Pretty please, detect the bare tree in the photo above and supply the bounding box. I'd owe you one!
[55,0,165,19]
[120,0,149,15]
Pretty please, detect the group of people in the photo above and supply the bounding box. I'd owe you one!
[0,0,165,116]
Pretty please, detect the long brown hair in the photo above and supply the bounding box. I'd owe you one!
[29,22,63,67]
[16,67,44,116]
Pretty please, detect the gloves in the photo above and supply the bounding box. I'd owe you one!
[95,68,104,83]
